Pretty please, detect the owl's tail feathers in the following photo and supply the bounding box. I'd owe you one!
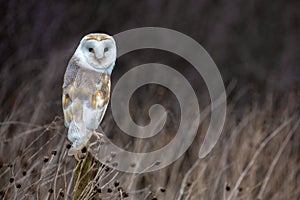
[67,120,89,157]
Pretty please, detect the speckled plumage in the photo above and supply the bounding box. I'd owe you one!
[62,33,116,158]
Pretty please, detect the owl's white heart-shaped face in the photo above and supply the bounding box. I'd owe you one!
[74,33,116,72]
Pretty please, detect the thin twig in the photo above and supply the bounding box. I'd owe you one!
[227,117,295,200]
[257,119,300,199]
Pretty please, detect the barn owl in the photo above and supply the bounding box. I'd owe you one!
[62,33,116,159]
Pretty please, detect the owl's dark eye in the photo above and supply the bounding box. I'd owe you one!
[88,48,94,53]
[104,47,109,52]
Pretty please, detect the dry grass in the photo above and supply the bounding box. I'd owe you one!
[1,1,299,199]
[0,58,299,200]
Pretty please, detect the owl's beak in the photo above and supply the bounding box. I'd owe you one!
[94,45,105,60]
[95,49,104,59]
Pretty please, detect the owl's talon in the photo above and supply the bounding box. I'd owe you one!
[93,131,103,140]
[68,148,81,161]
[74,153,81,161]
[68,147,87,161]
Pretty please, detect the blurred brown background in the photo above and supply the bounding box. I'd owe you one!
[0,1,300,199]
[1,0,300,106]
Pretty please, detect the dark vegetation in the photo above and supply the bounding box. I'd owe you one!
[0,0,299,199]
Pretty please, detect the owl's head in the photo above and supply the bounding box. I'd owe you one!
[74,33,116,73]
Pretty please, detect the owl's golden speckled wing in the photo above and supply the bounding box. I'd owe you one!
[76,70,111,130]
[62,58,79,128]
[62,57,111,129]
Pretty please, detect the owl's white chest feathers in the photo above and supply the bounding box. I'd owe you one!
[65,68,111,123]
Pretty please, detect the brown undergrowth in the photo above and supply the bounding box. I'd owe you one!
[0,77,299,199]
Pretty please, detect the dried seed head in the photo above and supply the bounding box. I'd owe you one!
[51,150,57,156]
[123,192,129,198]
[59,191,64,197]
[155,161,161,166]
[81,146,87,153]
[130,162,136,168]
[226,185,231,191]
[114,180,120,187]
[9,177,14,183]
[66,143,72,149]
[43,156,49,163]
